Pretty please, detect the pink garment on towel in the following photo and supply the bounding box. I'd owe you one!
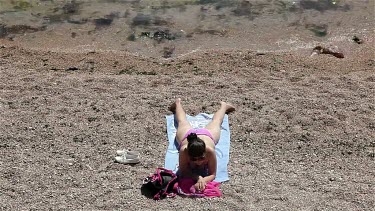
[176,178,222,198]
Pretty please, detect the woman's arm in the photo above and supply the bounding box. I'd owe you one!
[203,147,217,182]
[178,147,193,178]
[195,147,217,191]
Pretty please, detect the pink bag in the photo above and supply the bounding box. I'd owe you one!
[142,167,178,200]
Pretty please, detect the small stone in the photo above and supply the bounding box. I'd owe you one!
[312,46,344,58]
[352,35,363,44]
[66,67,79,71]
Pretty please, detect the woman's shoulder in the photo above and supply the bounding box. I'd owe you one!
[205,145,215,154]
[179,144,188,152]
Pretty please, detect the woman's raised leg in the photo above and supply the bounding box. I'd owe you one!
[205,102,235,142]
[169,98,192,144]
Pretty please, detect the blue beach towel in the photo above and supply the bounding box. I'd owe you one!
[165,113,231,182]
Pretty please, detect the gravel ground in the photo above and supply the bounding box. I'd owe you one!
[0,40,374,210]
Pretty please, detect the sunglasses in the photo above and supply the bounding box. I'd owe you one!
[191,155,205,161]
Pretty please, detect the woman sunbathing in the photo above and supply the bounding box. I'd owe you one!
[169,98,235,191]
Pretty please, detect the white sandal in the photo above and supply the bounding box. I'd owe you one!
[114,156,140,164]
[116,150,140,156]
[114,150,140,164]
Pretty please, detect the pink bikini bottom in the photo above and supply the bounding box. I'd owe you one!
[178,128,216,150]
[183,128,215,142]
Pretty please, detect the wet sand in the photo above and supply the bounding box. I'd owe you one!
[1,32,374,210]
[1,0,373,58]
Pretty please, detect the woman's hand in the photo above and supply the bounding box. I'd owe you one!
[194,176,206,192]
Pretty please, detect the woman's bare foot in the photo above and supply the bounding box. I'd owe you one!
[169,98,181,113]
[221,102,236,114]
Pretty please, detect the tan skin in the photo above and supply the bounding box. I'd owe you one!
[169,98,235,191]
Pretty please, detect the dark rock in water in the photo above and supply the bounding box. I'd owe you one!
[300,0,351,12]
[153,30,175,42]
[132,14,152,26]
[140,32,151,38]
[300,0,337,11]
[137,30,176,43]
[127,34,136,41]
[352,36,363,44]
[63,1,79,14]
[312,46,344,58]
[94,18,113,28]
[67,18,88,24]
[305,24,328,37]
[199,0,219,4]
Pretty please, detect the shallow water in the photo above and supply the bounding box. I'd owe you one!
[0,0,373,58]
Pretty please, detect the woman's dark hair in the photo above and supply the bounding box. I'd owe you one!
[187,133,206,157]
